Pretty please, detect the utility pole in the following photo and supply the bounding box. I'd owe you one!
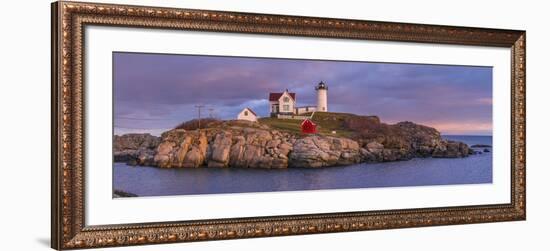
[208,108,214,118]
[195,105,205,131]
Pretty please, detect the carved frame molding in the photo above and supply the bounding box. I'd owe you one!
[51,1,526,249]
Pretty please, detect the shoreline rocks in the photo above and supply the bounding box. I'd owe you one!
[113,189,138,198]
[113,133,160,165]
[114,118,475,169]
[432,140,470,158]
[289,136,361,168]
[471,144,492,148]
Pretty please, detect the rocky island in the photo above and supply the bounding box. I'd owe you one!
[114,112,475,169]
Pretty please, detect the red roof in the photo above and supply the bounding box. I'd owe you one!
[300,119,316,126]
[301,119,317,134]
[244,107,257,116]
[269,92,296,102]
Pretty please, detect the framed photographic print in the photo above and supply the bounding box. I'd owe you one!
[51,1,526,249]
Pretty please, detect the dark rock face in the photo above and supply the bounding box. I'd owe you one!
[345,117,469,160]
[114,133,160,150]
[432,141,470,158]
[113,133,161,164]
[113,189,138,198]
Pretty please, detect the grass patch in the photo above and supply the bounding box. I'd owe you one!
[311,112,356,138]
[258,112,357,138]
[258,117,303,134]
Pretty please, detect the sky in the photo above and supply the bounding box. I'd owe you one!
[113,52,492,136]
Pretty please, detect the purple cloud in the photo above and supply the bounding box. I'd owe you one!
[114,52,492,136]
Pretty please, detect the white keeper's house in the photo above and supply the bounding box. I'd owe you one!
[269,81,328,117]
[237,107,258,122]
[269,89,297,116]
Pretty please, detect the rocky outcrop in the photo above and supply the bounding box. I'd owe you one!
[114,118,474,169]
[152,129,209,168]
[113,189,138,198]
[208,132,233,168]
[147,121,298,169]
[344,118,469,161]
[289,136,361,168]
[113,133,160,165]
[432,140,470,158]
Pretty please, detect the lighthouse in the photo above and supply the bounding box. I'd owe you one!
[315,81,328,112]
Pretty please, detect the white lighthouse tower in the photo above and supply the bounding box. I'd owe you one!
[315,81,328,112]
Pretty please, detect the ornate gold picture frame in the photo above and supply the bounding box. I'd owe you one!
[51,1,526,249]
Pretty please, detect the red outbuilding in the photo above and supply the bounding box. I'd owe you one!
[300,119,317,134]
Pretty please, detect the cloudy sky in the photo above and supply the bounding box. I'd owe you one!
[114,52,492,136]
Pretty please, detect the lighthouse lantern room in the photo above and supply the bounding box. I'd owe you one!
[315,81,328,112]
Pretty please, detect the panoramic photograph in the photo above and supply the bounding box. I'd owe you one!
[112,52,493,198]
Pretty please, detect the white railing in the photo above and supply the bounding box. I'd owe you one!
[277,114,310,120]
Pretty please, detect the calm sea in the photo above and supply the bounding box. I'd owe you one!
[113,135,492,197]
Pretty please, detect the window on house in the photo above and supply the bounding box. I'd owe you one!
[283,97,289,102]
[283,105,289,111]
[244,111,248,116]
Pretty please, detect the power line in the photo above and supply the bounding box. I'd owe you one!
[115,116,175,121]
[114,124,171,130]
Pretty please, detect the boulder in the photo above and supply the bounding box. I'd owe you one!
[113,133,161,152]
[366,141,384,154]
[381,149,399,162]
[207,132,233,168]
[271,158,288,169]
[432,140,470,158]
[151,131,209,168]
[416,145,433,157]
[113,133,161,164]
[154,141,176,168]
[229,136,246,167]
[360,148,377,162]
[182,147,203,168]
[241,145,263,168]
[289,135,362,168]
[277,142,293,156]
[175,136,193,164]
[114,149,139,163]
[137,150,156,166]
[266,139,281,149]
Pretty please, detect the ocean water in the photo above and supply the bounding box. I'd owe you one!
[113,135,492,197]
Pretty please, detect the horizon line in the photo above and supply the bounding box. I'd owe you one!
[441,134,493,137]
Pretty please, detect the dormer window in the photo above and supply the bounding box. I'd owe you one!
[244,111,249,116]
[283,97,289,102]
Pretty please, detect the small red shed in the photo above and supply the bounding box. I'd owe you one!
[301,119,317,134]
